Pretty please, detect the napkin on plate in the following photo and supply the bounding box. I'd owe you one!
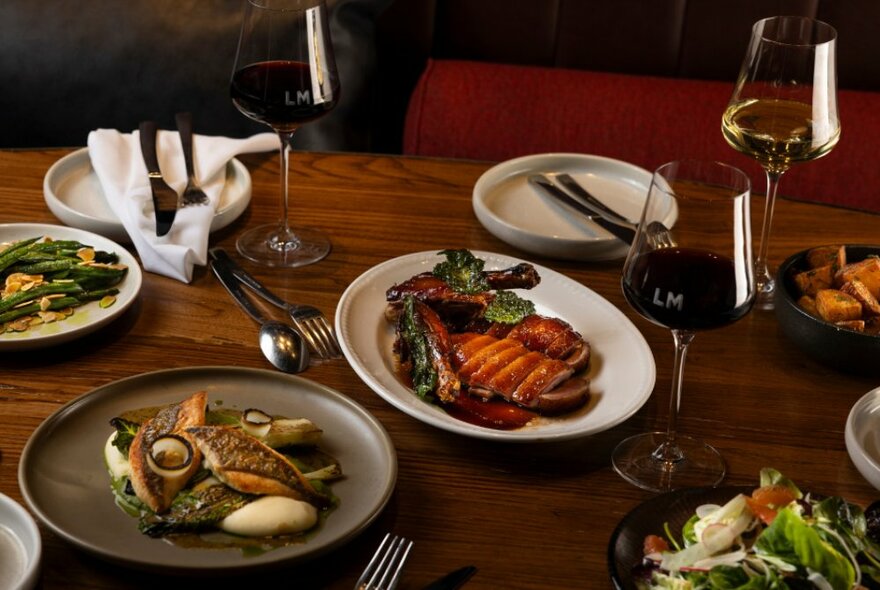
[87,128,279,283]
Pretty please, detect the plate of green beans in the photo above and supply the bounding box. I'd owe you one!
[0,223,141,350]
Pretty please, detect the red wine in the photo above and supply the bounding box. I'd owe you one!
[622,247,752,330]
[231,60,338,130]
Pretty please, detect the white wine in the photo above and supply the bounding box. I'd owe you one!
[721,98,840,173]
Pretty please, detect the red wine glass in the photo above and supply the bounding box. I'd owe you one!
[230,0,340,267]
[612,160,755,492]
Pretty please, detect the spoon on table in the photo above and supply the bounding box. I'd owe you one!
[210,249,309,373]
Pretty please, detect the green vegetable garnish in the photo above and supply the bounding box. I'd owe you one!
[432,249,490,294]
[109,417,140,457]
[399,295,437,399]
[483,290,535,324]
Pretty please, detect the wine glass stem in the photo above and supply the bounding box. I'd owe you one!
[755,169,784,300]
[277,130,295,240]
[653,329,695,465]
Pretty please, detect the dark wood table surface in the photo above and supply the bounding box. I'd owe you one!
[2,148,879,589]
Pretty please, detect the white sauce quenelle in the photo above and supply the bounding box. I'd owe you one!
[220,496,318,537]
[104,432,130,479]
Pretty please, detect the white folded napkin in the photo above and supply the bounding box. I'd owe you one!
[87,128,278,282]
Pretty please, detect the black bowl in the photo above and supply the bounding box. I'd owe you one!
[607,486,751,589]
[775,244,880,375]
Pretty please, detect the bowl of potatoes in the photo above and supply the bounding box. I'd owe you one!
[776,244,880,375]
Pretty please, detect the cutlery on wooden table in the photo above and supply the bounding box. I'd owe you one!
[210,251,310,373]
[421,565,478,590]
[527,174,637,244]
[209,247,343,360]
[175,111,210,207]
[356,533,414,590]
[138,120,178,237]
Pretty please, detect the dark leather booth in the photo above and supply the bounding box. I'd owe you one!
[2,0,880,211]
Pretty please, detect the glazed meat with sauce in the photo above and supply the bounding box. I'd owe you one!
[385,262,541,326]
[451,333,590,414]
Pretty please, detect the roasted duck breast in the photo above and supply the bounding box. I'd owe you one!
[450,332,590,414]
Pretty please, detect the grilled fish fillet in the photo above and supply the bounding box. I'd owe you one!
[128,390,207,513]
[185,425,330,509]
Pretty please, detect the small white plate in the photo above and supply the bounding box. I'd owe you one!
[473,153,676,261]
[845,386,880,492]
[335,250,656,442]
[43,148,251,244]
[0,492,41,590]
[0,223,142,351]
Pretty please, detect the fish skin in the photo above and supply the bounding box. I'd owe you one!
[186,425,331,509]
[128,390,207,513]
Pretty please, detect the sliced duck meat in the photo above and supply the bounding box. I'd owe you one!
[450,332,589,414]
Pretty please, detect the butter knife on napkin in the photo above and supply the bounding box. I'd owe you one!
[138,120,178,237]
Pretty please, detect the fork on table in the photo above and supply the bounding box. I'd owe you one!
[208,247,343,360]
[356,533,413,590]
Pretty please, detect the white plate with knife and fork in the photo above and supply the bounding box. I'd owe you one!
[43,148,252,244]
[472,153,677,262]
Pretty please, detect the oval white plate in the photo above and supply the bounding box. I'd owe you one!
[0,492,41,590]
[473,153,676,261]
[43,148,251,244]
[845,386,880,492]
[0,223,142,351]
[18,366,396,574]
[335,250,656,442]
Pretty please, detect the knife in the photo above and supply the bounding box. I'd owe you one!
[554,172,637,227]
[528,175,637,244]
[421,565,477,590]
[139,120,178,237]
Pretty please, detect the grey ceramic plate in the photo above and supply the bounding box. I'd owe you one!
[18,367,397,574]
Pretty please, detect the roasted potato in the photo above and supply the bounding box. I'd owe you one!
[835,257,880,299]
[794,265,834,296]
[806,244,846,271]
[794,247,880,333]
[815,289,863,323]
[839,279,880,315]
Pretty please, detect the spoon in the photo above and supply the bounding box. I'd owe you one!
[210,249,309,373]
[258,320,310,373]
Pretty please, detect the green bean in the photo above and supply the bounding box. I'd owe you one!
[0,296,81,324]
[0,237,42,273]
[0,282,83,313]
[10,259,79,275]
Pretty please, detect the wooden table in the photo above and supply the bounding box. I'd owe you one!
[2,148,879,589]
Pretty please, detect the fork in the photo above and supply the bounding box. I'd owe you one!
[175,111,210,207]
[208,248,343,360]
[356,533,413,590]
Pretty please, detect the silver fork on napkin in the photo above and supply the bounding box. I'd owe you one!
[175,112,210,207]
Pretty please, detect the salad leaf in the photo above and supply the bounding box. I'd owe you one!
[432,249,489,294]
[759,467,803,499]
[755,507,856,589]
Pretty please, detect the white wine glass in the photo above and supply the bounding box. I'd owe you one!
[722,16,839,309]
[612,160,755,493]
[230,0,340,267]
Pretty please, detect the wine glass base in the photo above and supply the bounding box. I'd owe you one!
[611,432,726,493]
[236,223,330,268]
[754,277,776,310]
